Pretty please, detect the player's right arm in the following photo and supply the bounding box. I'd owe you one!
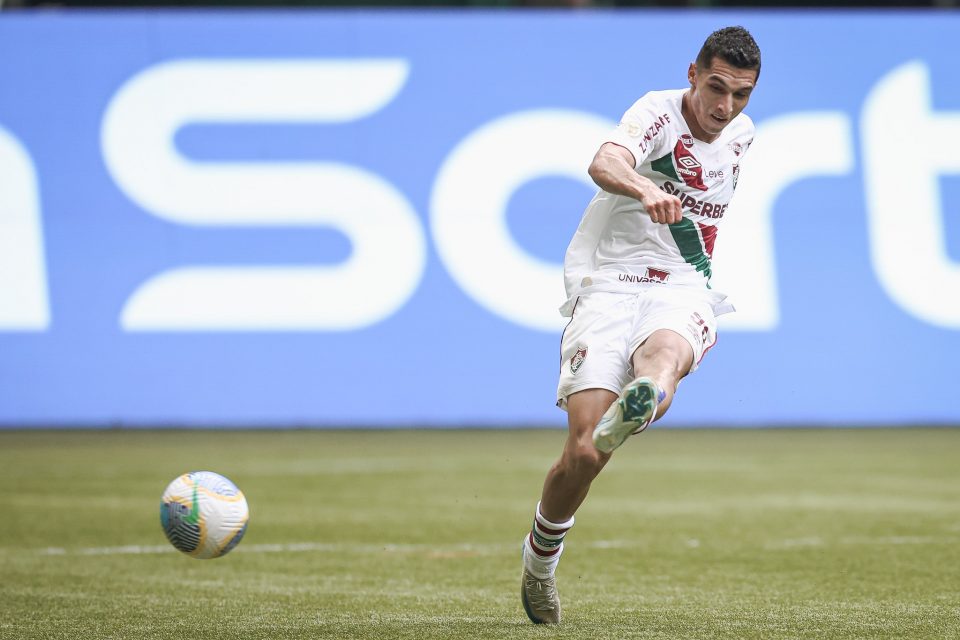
[588,142,682,224]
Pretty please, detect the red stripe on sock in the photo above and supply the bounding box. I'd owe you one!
[528,532,563,557]
[535,521,570,536]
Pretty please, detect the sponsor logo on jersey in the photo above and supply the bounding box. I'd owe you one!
[646,267,670,282]
[617,269,670,285]
[672,139,707,191]
[622,113,672,153]
[680,133,695,148]
[732,163,740,190]
[570,344,588,374]
[660,181,728,219]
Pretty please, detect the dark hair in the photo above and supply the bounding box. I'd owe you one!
[696,26,761,81]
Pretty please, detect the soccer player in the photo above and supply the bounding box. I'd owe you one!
[520,26,761,624]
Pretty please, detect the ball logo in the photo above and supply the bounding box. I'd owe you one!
[160,471,249,560]
[672,140,707,191]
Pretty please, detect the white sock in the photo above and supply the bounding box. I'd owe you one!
[523,501,574,579]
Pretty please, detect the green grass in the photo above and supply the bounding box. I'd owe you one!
[1,428,959,639]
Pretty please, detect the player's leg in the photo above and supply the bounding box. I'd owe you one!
[540,388,617,521]
[521,388,615,625]
[522,292,633,624]
[593,294,717,453]
[628,327,695,421]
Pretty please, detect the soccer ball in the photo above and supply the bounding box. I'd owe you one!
[160,471,249,559]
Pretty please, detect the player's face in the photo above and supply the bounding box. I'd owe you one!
[685,57,757,141]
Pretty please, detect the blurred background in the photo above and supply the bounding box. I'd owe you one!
[0,1,957,428]
[3,1,958,8]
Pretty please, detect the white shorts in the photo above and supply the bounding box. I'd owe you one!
[556,287,719,410]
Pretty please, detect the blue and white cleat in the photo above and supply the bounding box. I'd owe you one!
[592,377,664,454]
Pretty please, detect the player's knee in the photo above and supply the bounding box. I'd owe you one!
[635,343,692,381]
[562,441,610,479]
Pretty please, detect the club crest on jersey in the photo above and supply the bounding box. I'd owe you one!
[570,345,588,374]
[680,134,695,148]
[673,140,707,191]
[729,141,743,157]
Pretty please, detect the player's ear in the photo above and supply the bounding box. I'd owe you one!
[687,62,697,87]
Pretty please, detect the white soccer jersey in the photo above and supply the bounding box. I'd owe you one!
[561,89,754,316]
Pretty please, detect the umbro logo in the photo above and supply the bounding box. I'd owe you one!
[673,140,707,191]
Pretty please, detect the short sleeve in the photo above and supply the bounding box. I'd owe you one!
[604,93,672,169]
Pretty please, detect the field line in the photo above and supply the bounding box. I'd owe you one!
[30,539,648,557]
[764,535,960,550]
[28,533,960,557]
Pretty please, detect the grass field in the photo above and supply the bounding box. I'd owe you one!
[1,428,959,639]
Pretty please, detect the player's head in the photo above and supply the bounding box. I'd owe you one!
[685,26,761,140]
[696,26,761,83]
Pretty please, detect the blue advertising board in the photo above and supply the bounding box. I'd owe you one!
[0,11,957,427]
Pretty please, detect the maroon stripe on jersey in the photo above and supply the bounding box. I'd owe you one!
[697,222,718,258]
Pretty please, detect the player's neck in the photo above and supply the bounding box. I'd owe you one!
[681,91,720,144]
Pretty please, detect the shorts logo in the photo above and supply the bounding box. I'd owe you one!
[570,344,588,374]
[689,312,709,344]
[645,267,670,283]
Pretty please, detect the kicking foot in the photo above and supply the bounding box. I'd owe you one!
[592,376,664,453]
[521,566,561,624]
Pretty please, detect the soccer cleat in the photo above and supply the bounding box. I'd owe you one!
[520,566,561,624]
[592,376,663,454]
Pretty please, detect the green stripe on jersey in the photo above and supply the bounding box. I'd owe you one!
[668,218,712,284]
[651,152,679,181]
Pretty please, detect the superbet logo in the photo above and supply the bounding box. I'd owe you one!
[673,139,707,191]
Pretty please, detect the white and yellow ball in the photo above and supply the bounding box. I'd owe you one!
[160,471,249,559]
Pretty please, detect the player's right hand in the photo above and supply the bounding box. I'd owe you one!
[640,188,683,224]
